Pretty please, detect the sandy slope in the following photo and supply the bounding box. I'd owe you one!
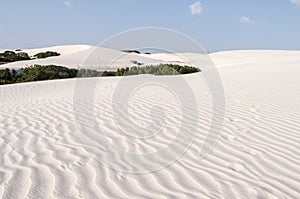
[0,45,92,57]
[0,45,186,70]
[209,50,300,68]
[0,49,300,198]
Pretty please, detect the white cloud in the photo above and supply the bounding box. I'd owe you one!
[291,0,300,5]
[189,1,203,15]
[240,16,255,24]
[65,1,72,8]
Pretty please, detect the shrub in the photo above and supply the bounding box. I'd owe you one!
[34,51,60,59]
[0,51,30,62]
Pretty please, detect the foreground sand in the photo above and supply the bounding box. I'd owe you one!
[0,50,300,198]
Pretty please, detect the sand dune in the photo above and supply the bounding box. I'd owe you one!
[209,50,300,68]
[0,45,92,56]
[0,48,300,198]
[1,45,190,70]
[3,44,300,70]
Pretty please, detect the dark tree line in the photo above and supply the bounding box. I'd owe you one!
[0,65,77,85]
[0,64,200,85]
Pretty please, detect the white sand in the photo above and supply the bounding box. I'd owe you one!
[1,45,181,70]
[0,47,300,198]
[0,45,92,56]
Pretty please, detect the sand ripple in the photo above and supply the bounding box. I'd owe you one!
[1,57,300,198]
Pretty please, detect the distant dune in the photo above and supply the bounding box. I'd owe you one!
[210,50,300,68]
[2,45,300,71]
[1,45,186,70]
[0,46,300,198]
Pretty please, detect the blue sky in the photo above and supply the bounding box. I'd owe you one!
[0,0,300,51]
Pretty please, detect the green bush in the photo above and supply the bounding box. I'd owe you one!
[34,51,60,59]
[0,51,30,62]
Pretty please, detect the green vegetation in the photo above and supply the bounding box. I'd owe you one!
[77,64,200,77]
[0,64,200,85]
[18,65,77,82]
[0,68,13,84]
[116,64,200,76]
[0,51,30,63]
[34,51,61,59]
[76,69,116,77]
[0,50,60,64]
[0,65,77,85]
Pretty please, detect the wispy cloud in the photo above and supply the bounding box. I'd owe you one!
[240,16,255,24]
[65,1,72,8]
[189,1,203,15]
[291,0,300,6]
